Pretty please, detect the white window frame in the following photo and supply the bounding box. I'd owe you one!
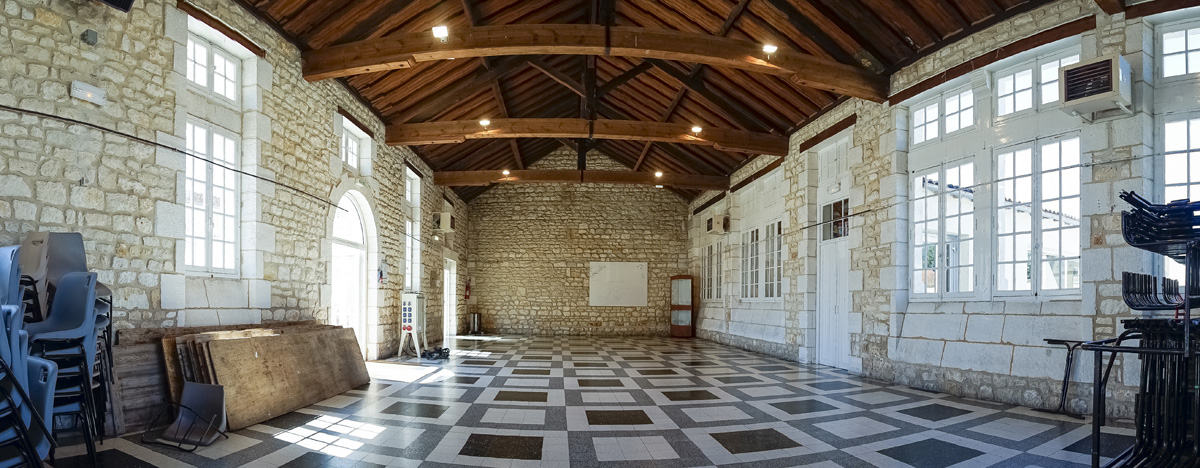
[404,168,422,292]
[910,161,977,298]
[764,221,782,299]
[994,49,1080,120]
[993,134,1082,297]
[911,100,939,147]
[186,33,239,104]
[1159,20,1200,82]
[340,116,371,170]
[183,118,240,275]
[704,242,723,301]
[741,229,760,299]
[944,88,975,135]
[1160,114,1200,280]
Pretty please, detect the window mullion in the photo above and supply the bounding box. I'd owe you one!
[1031,145,1042,295]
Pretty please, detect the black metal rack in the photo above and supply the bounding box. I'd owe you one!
[1082,191,1200,467]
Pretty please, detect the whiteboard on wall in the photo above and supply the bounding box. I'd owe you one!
[589,262,648,307]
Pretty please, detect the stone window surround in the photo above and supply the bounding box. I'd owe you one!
[155,3,276,327]
[322,183,384,360]
[333,114,373,177]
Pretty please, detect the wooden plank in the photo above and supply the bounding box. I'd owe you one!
[692,192,727,215]
[731,113,857,192]
[1127,0,1200,19]
[207,327,370,430]
[434,169,729,190]
[301,24,888,101]
[888,15,1097,104]
[646,59,777,133]
[1094,0,1125,15]
[387,118,788,155]
[176,1,267,57]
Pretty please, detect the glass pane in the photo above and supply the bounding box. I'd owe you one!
[946,94,959,114]
[1167,30,1187,54]
[1042,142,1060,170]
[1015,89,1033,112]
[1042,200,1060,229]
[1043,172,1060,200]
[998,95,1013,116]
[1062,168,1080,196]
[998,74,1014,95]
[1189,51,1200,74]
[1167,121,1189,152]
[1015,69,1033,89]
[1015,176,1032,204]
[1015,149,1032,175]
[997,264,1013,291]
[961,108,973,129]
[333,195,366,243]
[1166,53,1187,77]
[1016,233,1032,261]
[1041,61,1059,84]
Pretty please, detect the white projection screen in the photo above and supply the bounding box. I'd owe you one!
[588,262,648,306]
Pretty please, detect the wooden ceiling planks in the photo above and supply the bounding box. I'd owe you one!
[234,0,1050,201]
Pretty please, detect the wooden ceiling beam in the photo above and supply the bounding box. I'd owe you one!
[1093,0,1125,15]
[387,118,788,155]
[435,169,729,191]
[302,24,888,101]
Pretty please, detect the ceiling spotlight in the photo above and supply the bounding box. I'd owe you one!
[654,171,663,178]
[655,185,664,188]
[762,44,778,54]
[502,169,510,176]
[480,119,491,127]
[691,126,702,133]
[432,25,449,42]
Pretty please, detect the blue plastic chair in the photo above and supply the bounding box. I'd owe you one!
[24,273,98,463]
[0,357,56,467]
[0,246,20,308]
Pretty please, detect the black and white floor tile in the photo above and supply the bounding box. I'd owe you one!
[55,336,1132,467]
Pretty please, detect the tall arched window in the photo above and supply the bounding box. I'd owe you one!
[332,194,368,354]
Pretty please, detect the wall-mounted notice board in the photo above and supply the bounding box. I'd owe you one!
[589,262,648,306]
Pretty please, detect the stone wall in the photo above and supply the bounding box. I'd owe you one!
[468,148,688,335]
[689,0,1157,417]
[0,0,467,359]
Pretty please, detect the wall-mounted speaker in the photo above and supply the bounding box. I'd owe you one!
[97,0,135,12]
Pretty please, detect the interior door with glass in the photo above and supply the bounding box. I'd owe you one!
[817,199,851,369]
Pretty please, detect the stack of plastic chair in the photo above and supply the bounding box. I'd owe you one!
[26,272,98,465]
[19,233,113,440]
[0,245,58,467]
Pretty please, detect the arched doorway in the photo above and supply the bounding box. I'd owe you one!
[331,194,370,356]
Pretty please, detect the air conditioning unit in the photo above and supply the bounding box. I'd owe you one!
[705,215,729,234]
[434,212,456,232]
[1059,55,1132,119]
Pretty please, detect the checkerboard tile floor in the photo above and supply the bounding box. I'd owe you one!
[55,336,1133,467]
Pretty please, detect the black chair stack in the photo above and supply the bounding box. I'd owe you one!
[1083,191,1200,467]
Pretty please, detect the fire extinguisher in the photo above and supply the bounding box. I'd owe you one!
[464,278,471,300]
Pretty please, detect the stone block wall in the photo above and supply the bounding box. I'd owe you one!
[0,0,467,359]
[467,148,688,335]
[689,0,1157,417]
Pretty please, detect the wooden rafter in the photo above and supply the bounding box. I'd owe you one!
[461,0,523,170]
[647,59,774,133]
[434,169,729,191]
[527,59,732,174]
[302,24,888,101]
[1093,0,1124,14]
[387,118,789,155]
[392,56,530,122]
[633,0,751,172]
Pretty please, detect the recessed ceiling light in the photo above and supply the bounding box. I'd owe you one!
[502,169,510,176]
[654,171,663,177]
[480,119,491,127]
[691,126,702,133]
[655,185,664,188]
[762,44,778,54]
[432,26,449,39]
